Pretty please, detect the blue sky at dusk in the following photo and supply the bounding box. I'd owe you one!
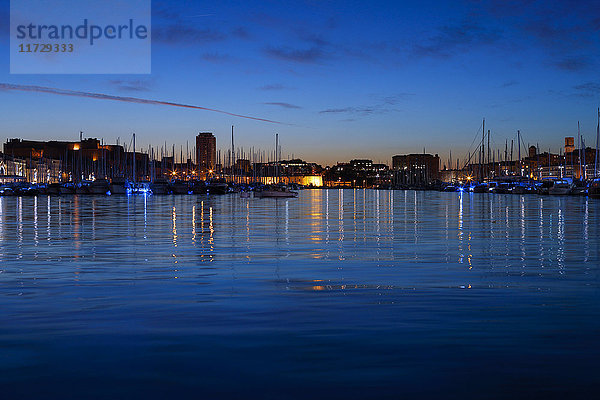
[1,0,600,166]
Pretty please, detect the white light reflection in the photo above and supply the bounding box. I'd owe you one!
[353,188,357,243]
[557,206,565,273]
[209,206,214,260]
[325,190,330,245]
[0,197,3,250]
[143,195,148,241]
[414,191,418,247]
[375,190,381,258]
[285,200,290,250]
[457,191,463,263]
[538,198,544,268]
[192,205,197,243]
[172,206,177,248]
[47,195,51,242]
[520,196,525,268]
[33,196,39,248]
[583,198,589,262]
[338,189,344,260]
[17,197,23,259]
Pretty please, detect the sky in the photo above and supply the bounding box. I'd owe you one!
[1,0,600,167]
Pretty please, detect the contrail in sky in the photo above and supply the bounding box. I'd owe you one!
[0,83,282,124]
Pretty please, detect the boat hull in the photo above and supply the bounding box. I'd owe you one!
[109,184,128,194]
[256,190,298,198]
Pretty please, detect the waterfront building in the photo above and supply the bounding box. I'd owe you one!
[3,138,155,182]
[324,159,390,188]
[565,137,575,154]
[195,132,216,179]
[392,153,440,186]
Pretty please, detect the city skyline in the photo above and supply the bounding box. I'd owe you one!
[2,0,600,166]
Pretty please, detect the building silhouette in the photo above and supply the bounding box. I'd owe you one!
[392,153,440,186]
[195,132,216,178]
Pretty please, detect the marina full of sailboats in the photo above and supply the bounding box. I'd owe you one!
[437,110,600,198]
[2,111,600,198]
[0,129,302,198]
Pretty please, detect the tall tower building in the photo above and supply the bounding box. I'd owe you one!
[196,132,216,178]
[565,137,575,154]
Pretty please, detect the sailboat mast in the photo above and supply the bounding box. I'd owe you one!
[481,118,485,180]
[517,130,521,176]
[578,122,582,179]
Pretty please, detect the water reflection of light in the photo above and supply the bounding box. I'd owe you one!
[520,196,525,268]
[192,205,197,243]
[0,197,3,245]
[143,193,147,241]
[17,197,23,258]
[73,196,81,260]
[376,190,380,242]
[209,206,214,256]
[245,200,251,262]
[308,190,322,245]
[244,201,249,242]
[325,190,330,245]
[338,189,344,240]
[538,198,544,268]
[200,200,205,262]
[338,189,344,260]
[285,200,290,247]
[352,189,357,243]
[414,191,418,246]
[47,196,51,242]
[58,198,62,239]
[457,191,463,263]
[583,199,589,262]
[389,190,394,236]
[557,207,565,272]
[172,206,177,248]
[92,198,96,241]
[362,189,367,238]
[34,196,39,248]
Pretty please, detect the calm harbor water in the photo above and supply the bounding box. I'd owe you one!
[0,190,599,399]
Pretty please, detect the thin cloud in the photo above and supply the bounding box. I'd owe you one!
[109,79,153,92]
[573,82,600,97]
[202,52,235,64]
[500,80,518,88]
[263,102,302,109]
[319,107,377,116]
[379,93,415,105]
[320,93,408,117]
[553,57,592,72]
[153,25,226,44]
[0,83,282,124]
[467,0,600,72]
[264,46,327,63]
[259,84,289,91]
[413,19,502,58]
[232,27,251,39]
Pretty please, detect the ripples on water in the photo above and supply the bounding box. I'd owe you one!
[0,190,598,399]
